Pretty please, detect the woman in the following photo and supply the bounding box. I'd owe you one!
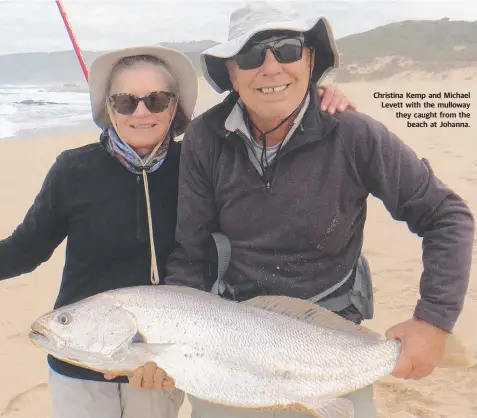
[0,44,354,418]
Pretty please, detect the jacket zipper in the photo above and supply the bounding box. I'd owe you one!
[263,169,272,191]
[261,122,306,190]
[136,175,141,240]
[262,124,297,190]
[235,131,275,191]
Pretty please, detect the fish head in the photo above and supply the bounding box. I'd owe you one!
[29,296,138,367]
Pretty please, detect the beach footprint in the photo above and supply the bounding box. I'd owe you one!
[0,382,50,417]
[375,380,440,417]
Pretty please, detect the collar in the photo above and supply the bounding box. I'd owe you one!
[203,87,339,152]
[99,126,171,175]
[224,93,311,147]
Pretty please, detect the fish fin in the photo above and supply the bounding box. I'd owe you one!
[303,398,354,418]
[242,295,381,340]
[131,342,176,357]
[438,333,476,369]
[163,285,222,300]
[131,331,147,344]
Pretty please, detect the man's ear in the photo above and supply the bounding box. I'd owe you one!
[225,59,239,92]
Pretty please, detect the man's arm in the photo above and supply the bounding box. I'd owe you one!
[0,155,68,280]
[165,121,219,289]
[342,111,474,333]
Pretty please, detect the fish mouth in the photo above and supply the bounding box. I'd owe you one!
[28,325,87,366]
[28,325,50,344]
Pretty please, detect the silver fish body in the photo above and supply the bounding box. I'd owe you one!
[30,285,404,417]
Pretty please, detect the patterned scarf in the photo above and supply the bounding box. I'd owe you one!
[101,125,171,175]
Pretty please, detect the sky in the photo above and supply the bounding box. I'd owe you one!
[0,0,476,55]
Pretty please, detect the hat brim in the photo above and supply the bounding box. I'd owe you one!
[89,45,198,129]
[200,17,339,93]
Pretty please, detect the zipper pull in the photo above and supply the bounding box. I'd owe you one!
[263,168,272,190]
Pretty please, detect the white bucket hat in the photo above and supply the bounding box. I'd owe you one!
[200,1,339,94]
[88,45,198,132]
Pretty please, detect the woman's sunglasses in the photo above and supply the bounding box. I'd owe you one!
[235,35,305,70]
[108,91,176,115]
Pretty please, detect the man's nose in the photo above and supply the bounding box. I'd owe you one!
[259,49,282,75]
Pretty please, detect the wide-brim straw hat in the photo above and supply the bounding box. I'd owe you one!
[200,1,339,94]
[88,45,198,130]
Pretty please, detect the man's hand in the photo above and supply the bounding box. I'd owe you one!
[104,362,175,390]
[385,317,448,380]
[317,84,358,114]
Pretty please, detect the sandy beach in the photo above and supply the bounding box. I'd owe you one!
[0,76,475,418]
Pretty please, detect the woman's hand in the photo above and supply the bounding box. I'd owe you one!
[317,84,358,114]
[104,362,175,390]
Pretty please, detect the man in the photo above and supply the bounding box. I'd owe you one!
[165,2,475,417]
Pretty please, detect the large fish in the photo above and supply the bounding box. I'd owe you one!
[29,285,473,418]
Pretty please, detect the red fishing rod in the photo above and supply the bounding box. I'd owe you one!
[55,0,89,81]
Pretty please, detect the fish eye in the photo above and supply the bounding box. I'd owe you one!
[57,312,72,325]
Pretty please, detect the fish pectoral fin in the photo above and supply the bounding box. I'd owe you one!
[242,295,381,341]
[131,331,147,344]
[303,398,354,418]
[437,333,476,369]
[129,342,179,375]
[131,342,176,356]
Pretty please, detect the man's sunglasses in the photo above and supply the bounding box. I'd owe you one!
[108,91,176,115]
[235,36,305,70]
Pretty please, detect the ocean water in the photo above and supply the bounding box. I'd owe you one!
[0,84,94,139]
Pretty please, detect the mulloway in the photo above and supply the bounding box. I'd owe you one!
[29,285,474,418]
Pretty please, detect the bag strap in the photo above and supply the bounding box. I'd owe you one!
[208,232,369,318]
[307,268,354,304]
[210,232,232,295]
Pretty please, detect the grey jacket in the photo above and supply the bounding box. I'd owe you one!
[165,89,474,332]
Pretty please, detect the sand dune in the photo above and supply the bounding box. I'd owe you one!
[0,77,475,417]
